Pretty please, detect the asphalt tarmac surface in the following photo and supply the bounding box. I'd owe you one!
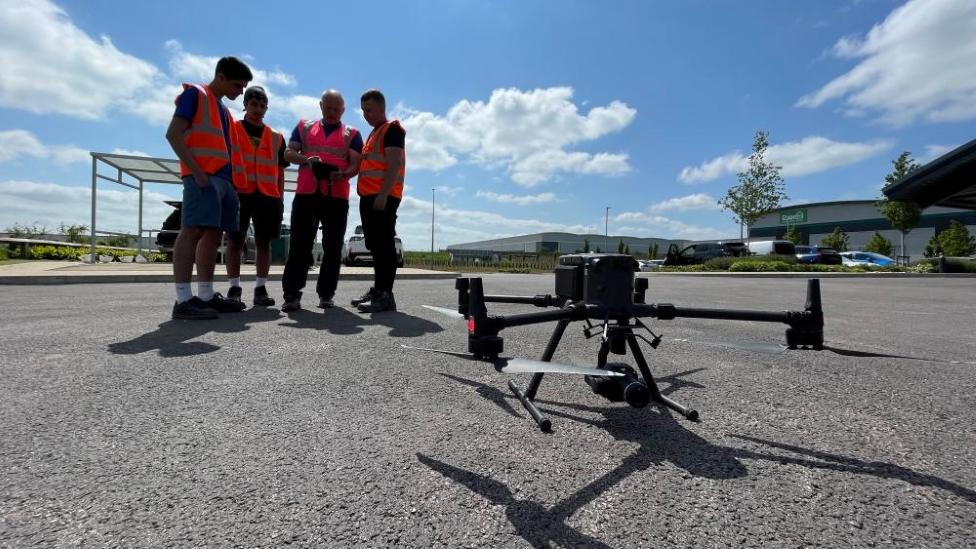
[2,275,975,547]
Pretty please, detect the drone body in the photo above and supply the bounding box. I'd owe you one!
[412,253,825,432]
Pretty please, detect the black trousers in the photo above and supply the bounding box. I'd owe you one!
[359,194,401,293]
[282,193,348,300]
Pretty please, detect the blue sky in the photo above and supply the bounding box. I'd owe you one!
[1,0,974,249]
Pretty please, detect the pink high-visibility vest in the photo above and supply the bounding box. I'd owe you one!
[294,120,357,198]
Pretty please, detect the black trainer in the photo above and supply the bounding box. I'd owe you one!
[351,287,377,307]
[357,291,397,313]
[253,286,275,307]
[227,286,243,303]
[206,292,246,313]
[281,297,301,312]
[317,296,335,309]
[172,297,218,320]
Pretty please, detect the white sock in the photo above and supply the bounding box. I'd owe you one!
[229,277,241,288]
[255,277,267,288]
[175,283,193,303]
[198,281,214,301]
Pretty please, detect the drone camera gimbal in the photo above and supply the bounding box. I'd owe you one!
[450,253,825,430]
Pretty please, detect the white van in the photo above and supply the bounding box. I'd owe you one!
[747,240,796,256]
[343,225,404,267]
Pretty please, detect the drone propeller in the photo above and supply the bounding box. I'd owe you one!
[422,305,465,320]
[671,338,788,355]
[670,338,961,362]
[400,344,625,377]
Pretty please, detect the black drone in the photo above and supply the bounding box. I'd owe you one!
[407,253,825,431]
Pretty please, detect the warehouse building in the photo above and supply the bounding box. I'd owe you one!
[446,232,689,260]
[749,200,976,259]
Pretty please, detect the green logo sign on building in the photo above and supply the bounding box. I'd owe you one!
[779,209,807,224]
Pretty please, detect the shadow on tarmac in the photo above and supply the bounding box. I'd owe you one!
[107,306,282,357]
[280,306,443,338]
[425,371,976,548]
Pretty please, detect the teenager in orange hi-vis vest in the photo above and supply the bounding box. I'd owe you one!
[352,89,405,314]
[164,56,251,320]
[225,86,289,307]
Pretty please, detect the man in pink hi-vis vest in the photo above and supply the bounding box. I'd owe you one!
[281,89,363,312]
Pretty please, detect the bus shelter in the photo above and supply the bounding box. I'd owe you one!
[87,151,298,261]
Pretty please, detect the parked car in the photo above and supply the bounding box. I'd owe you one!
[638,259,665,271]
[840,251,896,267]
[343,225,404,267]
[795,245,842,265]
[155,200,255,263]
[664,242,748,266]
[747,240,796,257]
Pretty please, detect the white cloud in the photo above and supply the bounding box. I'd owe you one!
[0,0,158,120]
[434,186,464,196]
[475,190,557,205]
[797,0,976,126]
[110,148,150,157]
[678,136,890,183]
[613,212,733,240]
[649,193,721,212]
[920,144,957,163]
[0,180,177,235]
[0,129,90,165]
[399,87,636,185]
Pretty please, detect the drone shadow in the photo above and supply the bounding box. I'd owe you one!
[280,306,443,338]
[107,306,282,357]
[728,434,976,505]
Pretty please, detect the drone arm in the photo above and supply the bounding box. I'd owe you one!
[484,294,559,308]
[632,304,791,324]
[494,304,582,329]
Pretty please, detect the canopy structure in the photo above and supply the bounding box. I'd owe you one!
[88,152,298,260]
[883,138,976,210]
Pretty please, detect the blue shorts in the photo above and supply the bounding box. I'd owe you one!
[181,174,239,232]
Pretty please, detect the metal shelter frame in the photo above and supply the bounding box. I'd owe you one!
[87,152,298,262]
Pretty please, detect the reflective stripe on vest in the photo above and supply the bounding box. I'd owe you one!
[176,83,245,188]
[234,121,282,197]
[294,120,356,199]
[357,120,405,198]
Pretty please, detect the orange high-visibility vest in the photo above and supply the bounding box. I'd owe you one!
[175,83,246,188]
[357,120,405,198]
[233,121,283,198]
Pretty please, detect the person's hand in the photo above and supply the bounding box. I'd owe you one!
[306,156,319,167]
[192,168,209,188]
[372,193,388,211]
[329,170,345,182]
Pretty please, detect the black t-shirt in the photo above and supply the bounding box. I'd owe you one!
[383,123,405,149]
[241,119,289,168]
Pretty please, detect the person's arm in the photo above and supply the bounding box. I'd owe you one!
[372,147,402,210]
[284,142,310,166]
[165,116,208,187]
[277,139,287,197]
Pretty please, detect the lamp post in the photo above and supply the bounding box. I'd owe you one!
[431,188,435,257]
[605,206,611,252]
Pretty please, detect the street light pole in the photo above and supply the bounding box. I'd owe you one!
[431,188,435,256]
[605,206,611,251]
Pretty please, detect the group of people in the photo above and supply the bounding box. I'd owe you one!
[165,56,404,320]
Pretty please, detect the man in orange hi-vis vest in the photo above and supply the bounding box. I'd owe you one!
[225,86,289,307]
[165,56,251,320]
[352,89,405,314]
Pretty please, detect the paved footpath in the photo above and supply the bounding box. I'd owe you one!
[1,275,975,547]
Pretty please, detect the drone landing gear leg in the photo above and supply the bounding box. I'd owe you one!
[509,318,572,432]
[627,333,700,421]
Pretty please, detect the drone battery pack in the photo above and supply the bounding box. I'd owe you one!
[557,253,637,315]
[554,264,584,302]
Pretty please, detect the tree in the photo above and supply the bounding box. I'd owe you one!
[863,232,893,256]
[718,131,788,244]
[583,238,590,253]
[5,222,46,239]
[876,152,922,260]
[937,220,976,256]
[923,234,942,258]
[624,244,630,255]
[651,243,659,259]
[617,240,625,254]
[821,227,850,252]
[59,223,90,244]
[784,226,802,245]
